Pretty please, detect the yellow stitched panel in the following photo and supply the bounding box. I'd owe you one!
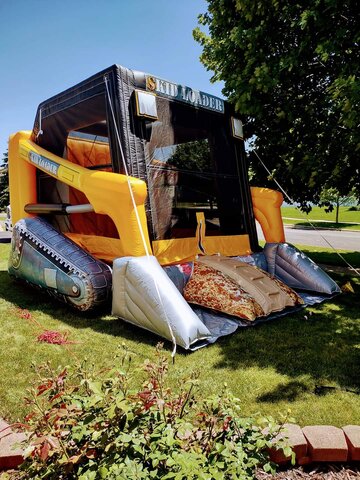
[152,238,199,265]
[203,235,252,257]
[65,233,125,263]
[153,234,251,266]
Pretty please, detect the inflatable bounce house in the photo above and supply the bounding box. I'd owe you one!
[8,64,340,350]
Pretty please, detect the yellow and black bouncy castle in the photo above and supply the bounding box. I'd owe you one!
[8,64,339,350]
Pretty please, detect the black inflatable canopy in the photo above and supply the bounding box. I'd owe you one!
[32,64,258,250]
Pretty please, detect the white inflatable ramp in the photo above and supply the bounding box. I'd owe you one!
[112,256,212,350]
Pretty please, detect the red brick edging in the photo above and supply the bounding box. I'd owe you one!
[0,419,27,470]
[269,423,360,465]
[1,419,360,470]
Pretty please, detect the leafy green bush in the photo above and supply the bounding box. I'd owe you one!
[19,345,293,479]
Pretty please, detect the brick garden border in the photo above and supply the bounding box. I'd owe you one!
[1,419,360,472]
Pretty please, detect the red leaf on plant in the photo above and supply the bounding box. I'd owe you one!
[223,416,232,431]
[56,368,68,385]
[47,436,60,449]
[85,448,97,459]
[50,392,64,401]
[37,381,53,396]
[144,400,156,410]
[138,390,152,400]
[68,454,82,464]
[24,412,36,422]
[39,441,50,461]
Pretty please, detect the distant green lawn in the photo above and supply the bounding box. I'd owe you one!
[0,243,359,429]
[291,244,360,269]
[282,206,360,230]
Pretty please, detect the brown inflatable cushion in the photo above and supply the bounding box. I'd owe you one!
[184,262,264,321]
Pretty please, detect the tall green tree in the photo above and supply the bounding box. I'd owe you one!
[320,187,357,223]
[0,150,9,211]
[194,0,360,210]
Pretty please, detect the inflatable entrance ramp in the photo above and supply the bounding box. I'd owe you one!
[8,64,340,349]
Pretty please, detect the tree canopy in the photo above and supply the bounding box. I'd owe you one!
[194,0,360,209]
[169,140,211,172]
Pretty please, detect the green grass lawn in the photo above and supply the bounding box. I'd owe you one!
[289,244,360,269]
[282,206,360,230]
[1,243,360,429]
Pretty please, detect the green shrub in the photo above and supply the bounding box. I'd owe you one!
[19,345,293,479]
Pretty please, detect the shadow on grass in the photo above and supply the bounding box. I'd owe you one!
[301,249,360,268]
[0,271,174,353]
[214,274,360,393]
[258,380,310,403]
[1,267,359,389]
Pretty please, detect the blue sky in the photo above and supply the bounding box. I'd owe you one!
[0,0,223,160]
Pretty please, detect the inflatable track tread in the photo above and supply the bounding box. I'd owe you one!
[9,218,112,311]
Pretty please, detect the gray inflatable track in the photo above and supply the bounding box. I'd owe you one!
[8,218,112,311]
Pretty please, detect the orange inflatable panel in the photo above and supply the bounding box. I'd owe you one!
[251,187,285,243]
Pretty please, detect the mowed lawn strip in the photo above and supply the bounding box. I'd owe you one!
[282,206,360,230]
[293,244,360,269]
[0,243,359,427]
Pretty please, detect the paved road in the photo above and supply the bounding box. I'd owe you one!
[0,231,11,243]
[257,224,360,252]
[0,217,11,241]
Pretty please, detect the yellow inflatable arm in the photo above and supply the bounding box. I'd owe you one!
[8,131,152,258]
[250,186,285,243]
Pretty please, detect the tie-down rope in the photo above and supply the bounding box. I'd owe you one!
[104,75,177,358]
[253,150,360,277]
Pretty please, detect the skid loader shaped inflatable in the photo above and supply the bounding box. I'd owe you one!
[8,65,340,350]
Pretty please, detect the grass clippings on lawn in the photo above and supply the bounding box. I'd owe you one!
[0,243,360,429]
